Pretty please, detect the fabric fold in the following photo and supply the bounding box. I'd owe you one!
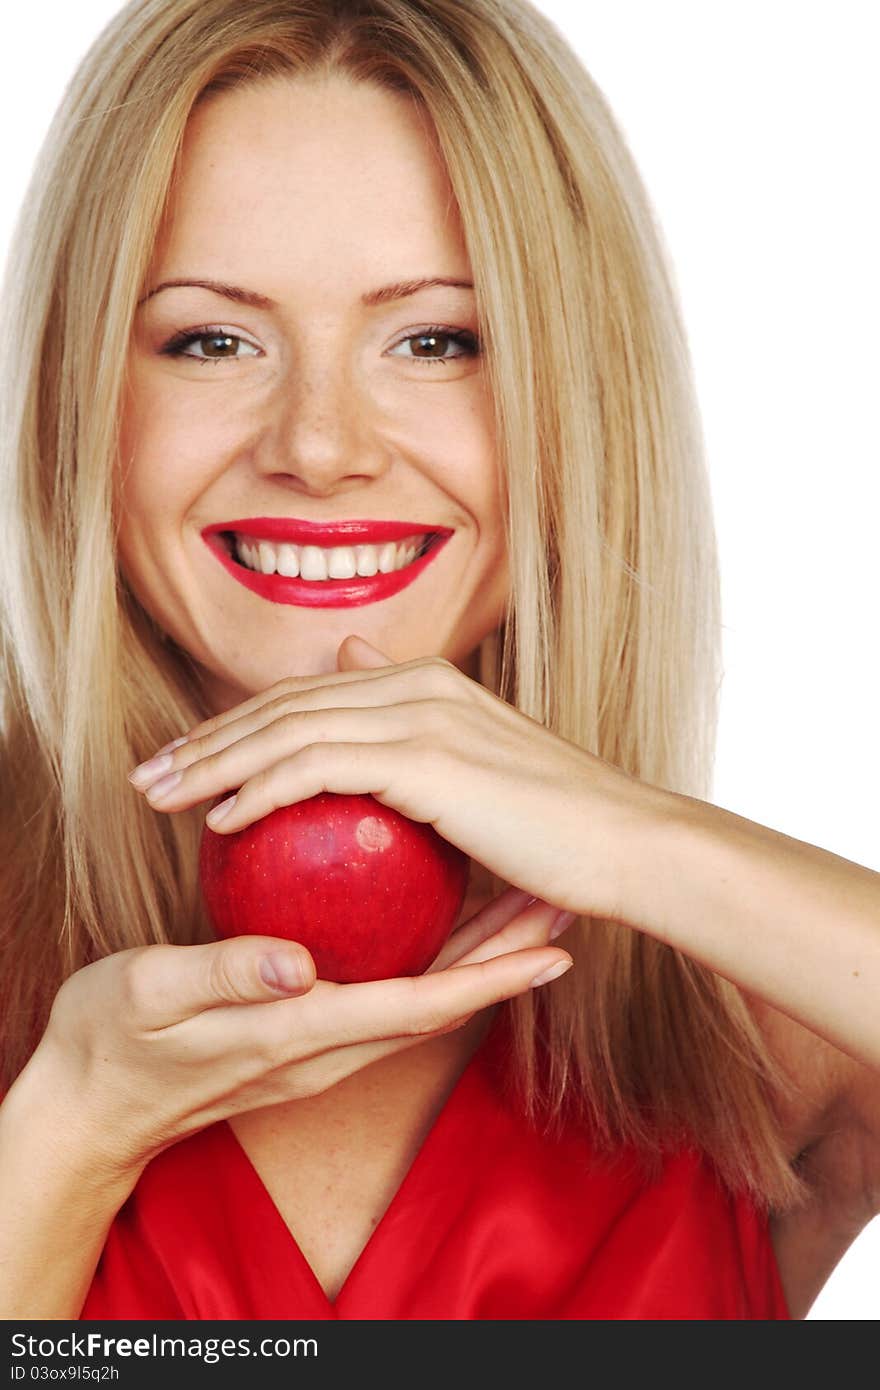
[79,1014,790,1320]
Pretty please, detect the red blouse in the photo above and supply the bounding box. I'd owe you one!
[78,1013,790,1320]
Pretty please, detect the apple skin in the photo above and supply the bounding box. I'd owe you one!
[198,791,471,983]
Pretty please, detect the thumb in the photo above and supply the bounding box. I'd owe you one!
[337,634,394,671]
[123,936,318,1032]
[257,942,317,996]
[208,936,317,1002]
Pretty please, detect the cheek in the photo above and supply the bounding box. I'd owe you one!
[116,386,212,536]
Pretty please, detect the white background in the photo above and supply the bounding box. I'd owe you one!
[1,1,876,1319]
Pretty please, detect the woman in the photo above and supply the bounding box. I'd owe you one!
[0,0,877,1321]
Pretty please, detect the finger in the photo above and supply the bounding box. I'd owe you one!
[271,944,575,1054]
[163,657,432,750]
[454,908,578,968]
[426,887,538,971]
[433,897,572,971]
[140,705,410,814]
[124,937,318,1030]
[181,942,574,1069]
[204,739,426,832]
[337,634,394,670]
[134,675,431,793]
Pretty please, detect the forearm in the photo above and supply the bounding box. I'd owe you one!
[617,790,880,1070]
[0,1051,143,1319]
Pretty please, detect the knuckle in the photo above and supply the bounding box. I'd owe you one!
[113,945,163,1019]
[270,687,302,714]
[279,707,307,737]
[189,746,218,778]
[247,756,291,803]
[182,717,216,748]
[206,950,254,1005]
[416,656,459,696]
[179,731,209,761]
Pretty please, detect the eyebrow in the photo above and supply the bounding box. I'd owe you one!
[136,276,474,309]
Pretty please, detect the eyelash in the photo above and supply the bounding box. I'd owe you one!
[158,324,481,368]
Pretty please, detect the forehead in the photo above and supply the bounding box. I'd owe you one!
[151,75,469,289]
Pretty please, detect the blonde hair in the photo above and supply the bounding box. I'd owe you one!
[0,0,806,1209]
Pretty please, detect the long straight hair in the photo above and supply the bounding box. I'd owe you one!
[0,0,806,1209]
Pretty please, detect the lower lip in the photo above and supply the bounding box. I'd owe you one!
[203,533,451,608]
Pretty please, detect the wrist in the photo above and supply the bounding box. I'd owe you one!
[593,770,698,933]
[5,1044,148,1205]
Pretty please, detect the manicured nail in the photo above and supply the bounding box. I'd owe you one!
[206,795,237,827]
[530,959,573,988]
[145,770,183,802]
[128,752,173,788]
[550,910,577,940]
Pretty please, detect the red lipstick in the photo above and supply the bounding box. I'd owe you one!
[201,518,453,609]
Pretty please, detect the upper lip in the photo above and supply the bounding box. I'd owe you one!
[203,517,453,545]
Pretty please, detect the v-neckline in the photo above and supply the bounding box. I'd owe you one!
[219,1008,506,1314]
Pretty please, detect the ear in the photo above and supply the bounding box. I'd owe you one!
[337,635,394,671]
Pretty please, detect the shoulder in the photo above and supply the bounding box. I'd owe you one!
[750,997,880,1317]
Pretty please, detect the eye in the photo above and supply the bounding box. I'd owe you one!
[157,323,481,369]
[159,326,261,366]
[388,326,480,368]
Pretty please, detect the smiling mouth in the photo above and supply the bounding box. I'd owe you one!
[217,529,441,582]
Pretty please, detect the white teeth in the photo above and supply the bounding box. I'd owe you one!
[377,542,398,574]
[233,533,430,581]
[354,544,379,577]
[300,545,328,581]
[327,546,357,579]
[276,542,299,578]
[257,540,277,575]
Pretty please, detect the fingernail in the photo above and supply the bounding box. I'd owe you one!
[145,770,183,802]
[206,795,237,827]
[260,952,306,992]
[128,752,173,788]
[155,736,189,757]
[530,958,573,988]
[550,910,577,940]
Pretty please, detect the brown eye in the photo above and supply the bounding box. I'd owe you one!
[389,327,480,367]
[160,327,261,366]
[195,333,238,358]
[412,332,452,359]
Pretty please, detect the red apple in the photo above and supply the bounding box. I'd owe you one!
[198,791,470,983]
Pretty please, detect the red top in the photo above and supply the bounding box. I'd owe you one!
[78,1012,790,1320]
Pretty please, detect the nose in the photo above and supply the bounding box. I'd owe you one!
[255,352,390,497]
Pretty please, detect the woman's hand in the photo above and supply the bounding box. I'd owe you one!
[32,888,574,1182]
[129,635,664,918]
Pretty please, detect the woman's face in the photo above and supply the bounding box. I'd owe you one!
[118,75,509,713]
